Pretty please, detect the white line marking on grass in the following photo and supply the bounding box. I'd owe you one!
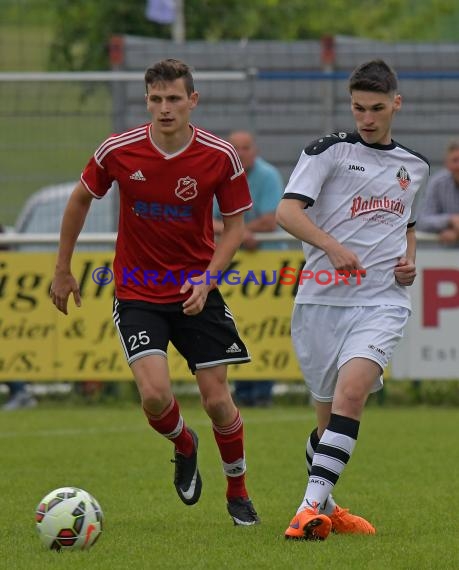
[0,425,147,439]
[0,414,313,439]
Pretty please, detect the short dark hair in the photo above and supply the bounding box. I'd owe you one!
[349,59,398,94]
[144,58,195,96]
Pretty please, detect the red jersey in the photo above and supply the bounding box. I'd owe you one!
[81,123,252,303]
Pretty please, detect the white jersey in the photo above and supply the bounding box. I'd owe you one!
[283,131,430,309]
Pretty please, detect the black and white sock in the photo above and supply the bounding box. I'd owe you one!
[306,427,337,515]
[299,414,360,513]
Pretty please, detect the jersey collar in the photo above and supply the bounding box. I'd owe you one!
[355,132,396,151]
[149,124,196,159]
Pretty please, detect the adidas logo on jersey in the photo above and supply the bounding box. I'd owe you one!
[226,343,241,353]
[129,169,146,181]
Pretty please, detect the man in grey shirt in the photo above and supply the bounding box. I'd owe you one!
[417,140,459,244]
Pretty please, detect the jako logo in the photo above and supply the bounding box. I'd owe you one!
[368,344,386,356]
[309,478,325,486]
[348,164,365,171]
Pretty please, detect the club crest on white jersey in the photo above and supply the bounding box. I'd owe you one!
[396,166,411,190]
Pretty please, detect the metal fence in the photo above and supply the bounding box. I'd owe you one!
[2,37,459,229]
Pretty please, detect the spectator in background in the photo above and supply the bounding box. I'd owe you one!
[0,224,38,411]
[2,381,37,411]
[214,131,284,407]
[417,139,459,244]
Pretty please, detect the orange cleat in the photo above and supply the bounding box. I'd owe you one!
[285,506,332,541]
[329,505,376,535]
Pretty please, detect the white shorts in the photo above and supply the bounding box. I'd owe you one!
[291,304,409,402]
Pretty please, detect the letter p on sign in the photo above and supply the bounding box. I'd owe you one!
[423,269,459,327]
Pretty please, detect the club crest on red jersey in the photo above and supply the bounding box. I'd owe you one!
[396,166,411,190]
[175,176,198,201]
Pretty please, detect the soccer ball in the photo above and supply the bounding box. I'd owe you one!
[35,487,103,551]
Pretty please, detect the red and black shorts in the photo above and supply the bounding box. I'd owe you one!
[113,289,250,373]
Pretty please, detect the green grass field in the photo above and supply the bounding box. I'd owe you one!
[1,402,458,569]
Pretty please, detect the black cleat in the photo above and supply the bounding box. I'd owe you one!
[171,428,202,505]
[227,497,260,526]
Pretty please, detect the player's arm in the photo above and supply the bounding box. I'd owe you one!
[276,198,364,273]
[209,211,245,274]
[50,182,94,314]
[394,225,417,286]
[181,212,245,315]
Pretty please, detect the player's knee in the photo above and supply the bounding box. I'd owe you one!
[338,387,367,413]
[202,393,233,422]
[141,389,171,414]
[334,379,367,405]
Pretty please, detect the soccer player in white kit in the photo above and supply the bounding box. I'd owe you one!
[277,60,429,540]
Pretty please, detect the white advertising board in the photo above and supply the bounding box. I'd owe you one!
[392,248,459,379]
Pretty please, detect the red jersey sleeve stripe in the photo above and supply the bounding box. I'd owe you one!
[220,202,253,216]
[95,134,148,166]
[195,135,244,179]
[195,129,244,177]
[195,129,243,169]
[80,175,102,199]
[95,125,146,156]
[94,126,148,165]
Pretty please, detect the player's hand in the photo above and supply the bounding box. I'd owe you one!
[394,257,416,286]
[325,242,366,275]
[180,279,213,315]
[50,270,81,315]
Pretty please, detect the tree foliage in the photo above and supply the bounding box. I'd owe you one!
[49,0,170,70]
[49,0,459,70]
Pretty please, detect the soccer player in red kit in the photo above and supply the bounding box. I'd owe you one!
[50,58,259,526]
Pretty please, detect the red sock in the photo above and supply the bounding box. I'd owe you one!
[144,398,194,456]
[213,411,248,500]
